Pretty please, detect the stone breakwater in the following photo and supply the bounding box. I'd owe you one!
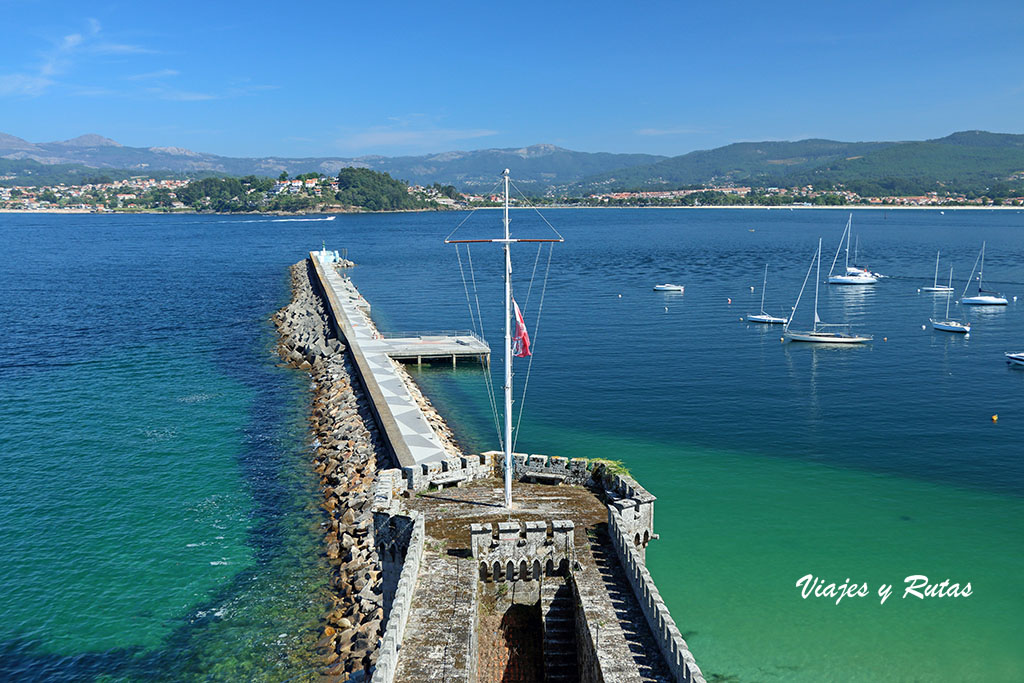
[273,261,388,681]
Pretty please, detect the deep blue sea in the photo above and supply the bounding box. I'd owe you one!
[1,208,1022,681]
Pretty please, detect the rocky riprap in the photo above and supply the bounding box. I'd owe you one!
[273,261,386,681]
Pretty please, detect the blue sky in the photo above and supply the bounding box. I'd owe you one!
[1,0,1022,158]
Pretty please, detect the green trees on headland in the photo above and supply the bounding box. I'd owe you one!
[334,168,430,211]
[172,168,446,213]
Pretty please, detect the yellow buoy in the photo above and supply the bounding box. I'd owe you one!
[992,414,998,422]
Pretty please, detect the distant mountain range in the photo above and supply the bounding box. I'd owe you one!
[572,131,1024,196]
[2,130,1022,196]
[0,132,663,191]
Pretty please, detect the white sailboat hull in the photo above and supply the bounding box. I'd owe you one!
[930,319,970,333]
[747,313,788,324]
[962,295,1007,305]
[653,284,685,292]
[922,285,955,293]
[828,274,878,284]
[785,329,872,343]
[1007,352,1024,366]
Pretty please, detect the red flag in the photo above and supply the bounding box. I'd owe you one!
[512,298,531,357]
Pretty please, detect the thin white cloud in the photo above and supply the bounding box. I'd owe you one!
[0,74,53,96]
[151,88,218,102]
[91,43,158,55]
[125,69,180,81]
[0,19,156,98]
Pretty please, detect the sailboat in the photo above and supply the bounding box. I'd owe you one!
[930,265,970,333]
[846,235,884,278]
[1006,352,1024,367]
[445,169,562,509]
[828,214,878,284]
[785,238,872,343]
[961,242,1008,305]
[747,263,788,324]
[922,250,955,292]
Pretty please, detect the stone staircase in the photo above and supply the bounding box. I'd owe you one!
[540,579,579,682]
[574,529,673,683]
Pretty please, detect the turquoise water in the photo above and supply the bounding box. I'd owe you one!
[1,209,1022,680]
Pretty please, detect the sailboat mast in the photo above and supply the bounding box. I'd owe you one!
[844,221,850,271]
[814,238,822,332]
[502,169,513,509]
[933,250,940,287]
[760,264,767,314]
[978,241,986,293]
[945,264,953,318]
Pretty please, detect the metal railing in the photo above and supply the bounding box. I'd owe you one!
[377,330,488,345]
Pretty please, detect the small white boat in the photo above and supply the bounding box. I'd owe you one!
[785,329,873,343]
[747,263,788,324]
[961,242,1008,305]
[931,319,970,333]
[922,250,955,292]
[828,215,878,285]
[930,265,970,333]
[653,284,685,292]
[785,238,872,344]
[829,272,878,285]
[1006,352,1024,366]
[748,313,789,325]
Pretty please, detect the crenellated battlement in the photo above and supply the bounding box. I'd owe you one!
[470,518,575,581]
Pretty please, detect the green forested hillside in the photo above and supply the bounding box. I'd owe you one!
[798,132,1024,196]
[577,139,895,189]
[575,131,1024,197]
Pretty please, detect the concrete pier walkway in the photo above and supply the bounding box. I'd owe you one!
[309,253,488,469]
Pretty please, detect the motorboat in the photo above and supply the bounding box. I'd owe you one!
[1006,352,1024,366]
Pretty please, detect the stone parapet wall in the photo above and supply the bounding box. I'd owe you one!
[471,518,575,581]
[568,572,605,683]
[607,508,705,683]
[605,474,657,562]
[370,511,425,683]
[402,452,493,491]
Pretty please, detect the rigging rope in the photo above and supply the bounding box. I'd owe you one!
[513,241,555,452]
[465,244,503,450]
[521,243,543,317]
[454,243,478,333]
[446,175,562,454]
[509,178,565,241]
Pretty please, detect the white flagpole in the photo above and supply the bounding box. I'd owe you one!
[503,169,513,509]
[445,169,562,509]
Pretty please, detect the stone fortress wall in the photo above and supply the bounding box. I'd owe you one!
[303,251,705,683]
